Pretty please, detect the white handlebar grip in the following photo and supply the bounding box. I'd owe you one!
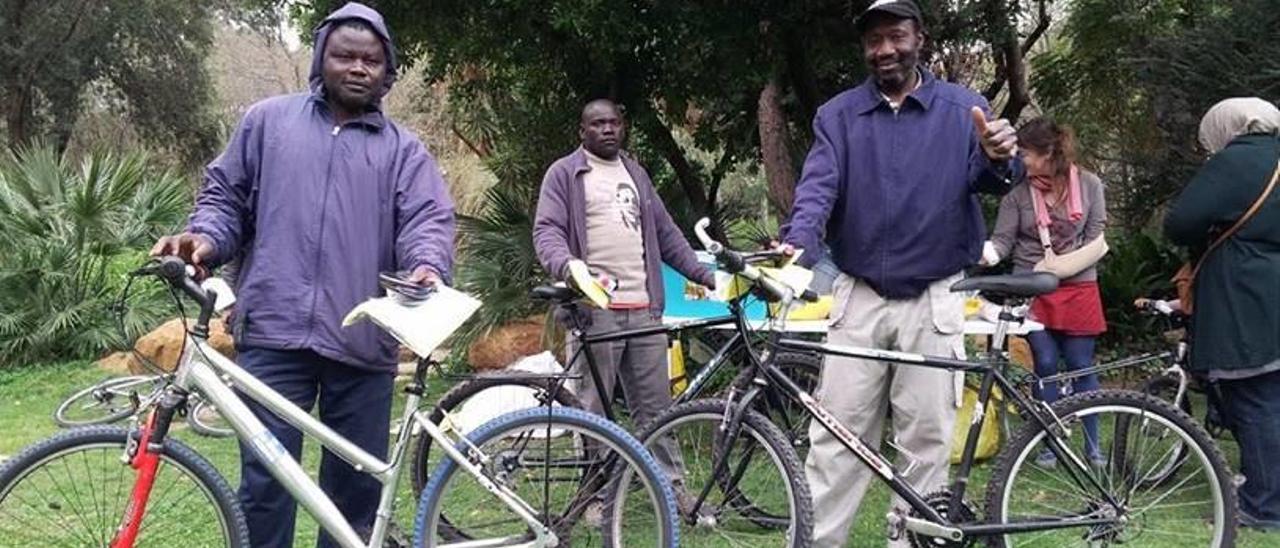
[693,218,721,253]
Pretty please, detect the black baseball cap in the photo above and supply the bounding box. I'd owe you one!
[857,0,924,30]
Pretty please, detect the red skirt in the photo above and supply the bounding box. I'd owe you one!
[1030,281,1107,336]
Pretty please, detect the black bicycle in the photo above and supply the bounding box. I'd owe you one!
[407,253,820,544]
[636,218,1237,548]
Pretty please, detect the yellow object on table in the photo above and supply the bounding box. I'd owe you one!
[964,295,982,318]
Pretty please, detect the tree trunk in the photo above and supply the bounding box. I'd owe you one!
[758,79,797,218]
[634,107,710,219]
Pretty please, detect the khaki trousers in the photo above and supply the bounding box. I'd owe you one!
[805,272,965,547]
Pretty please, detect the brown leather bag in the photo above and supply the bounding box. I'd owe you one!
[1173,160,1280,314]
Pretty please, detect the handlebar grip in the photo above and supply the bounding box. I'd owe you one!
[799,289,819,303]
[694,218,718,251]
[158,256,188,283]
[719,249,746,274]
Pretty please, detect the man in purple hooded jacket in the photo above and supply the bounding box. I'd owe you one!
[151,3,454,546]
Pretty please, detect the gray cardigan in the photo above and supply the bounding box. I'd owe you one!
[533,148,715,321]
[989,170,1107,283]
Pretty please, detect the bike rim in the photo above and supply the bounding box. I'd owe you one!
[647,410,800,545]
[998,405,1227,547]
[57,377,159,426]
[0,441,235,546]
[421,421,669,547]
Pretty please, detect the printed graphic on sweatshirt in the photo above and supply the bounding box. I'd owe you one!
[616,183,640,232]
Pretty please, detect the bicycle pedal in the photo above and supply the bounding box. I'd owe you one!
[887,437,921,478]
[886,509,905,541]
[381,522,411,548]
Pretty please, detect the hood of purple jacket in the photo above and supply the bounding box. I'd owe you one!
[308,2,398,105]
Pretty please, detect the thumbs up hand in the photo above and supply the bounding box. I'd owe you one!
[971,106,1018,161]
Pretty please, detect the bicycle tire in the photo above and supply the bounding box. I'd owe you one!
[0,425,249,546]
[187,395,235,438]
[409,373,584,495]
[984,389,1236,548]
[53,375,160,427]
[412,406,679,547]
[1133,375,1193,487]
[637,398,813,546]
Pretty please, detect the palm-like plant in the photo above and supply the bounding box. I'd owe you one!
[451,183,550,355]
[0,144,189,367]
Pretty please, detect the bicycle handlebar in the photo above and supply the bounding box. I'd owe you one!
[692,218,817,304]
[143,256,217,331]
[1133,298,1178,317]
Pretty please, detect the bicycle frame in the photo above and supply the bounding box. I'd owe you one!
[560,303,745,422]
[717,305,1128,542]
[139,332,558,548]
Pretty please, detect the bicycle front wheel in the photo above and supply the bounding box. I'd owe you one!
[413,406,679,547]
[0,425,248,546]
[187,395,235,438]
[638,398,813,547]
[985,389,1236,548]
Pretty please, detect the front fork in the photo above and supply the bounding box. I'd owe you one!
[110,389,187,548]
[685,384,765,522]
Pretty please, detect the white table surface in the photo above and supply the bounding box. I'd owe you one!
[661,316,1043,336]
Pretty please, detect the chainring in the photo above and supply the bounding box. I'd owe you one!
[906,490,978,548]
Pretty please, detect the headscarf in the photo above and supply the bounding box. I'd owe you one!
[1198,97,1280,154]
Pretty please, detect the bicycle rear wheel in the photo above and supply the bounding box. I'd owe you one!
[409,373,582,495]
[413,406,679,547]
[985,389,1236,547]
[0,425,248,546]
[54,375,161,427]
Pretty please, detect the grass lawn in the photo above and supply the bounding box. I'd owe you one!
[0,360,1272,547]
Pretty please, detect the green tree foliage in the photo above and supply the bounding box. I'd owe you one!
[270,1,1045,347]
[0,0,223,165]
[292,0,1042,218]
[1033,0,1278,229]
[0,145,189,367]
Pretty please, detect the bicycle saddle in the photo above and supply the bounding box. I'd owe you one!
[950,272,1059,298]
[529,284,580,303]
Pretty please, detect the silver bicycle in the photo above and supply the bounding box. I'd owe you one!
[0,257,679,547]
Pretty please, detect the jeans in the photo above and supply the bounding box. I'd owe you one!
[1218,369,1280,529]
[1027,330,1101,458]
[236,347,395,547]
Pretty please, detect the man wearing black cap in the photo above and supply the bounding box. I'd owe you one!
[780,1,1024,545]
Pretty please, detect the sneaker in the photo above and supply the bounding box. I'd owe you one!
[582,500,604,528]
[674,484,720,525]
[1034,449,1058,469]
[1240,508,1280,532]
[1087,450,1108,469]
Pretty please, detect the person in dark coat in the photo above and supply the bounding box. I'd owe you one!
[1164,96,1280,530]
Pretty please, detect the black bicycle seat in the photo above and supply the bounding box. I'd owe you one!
[950,272,1059,298]
[530,284,580,303]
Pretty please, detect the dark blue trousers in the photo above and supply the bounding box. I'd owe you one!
[1027,330,1102,457]
[1218,369,1280,529]
[235,347,394,547]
